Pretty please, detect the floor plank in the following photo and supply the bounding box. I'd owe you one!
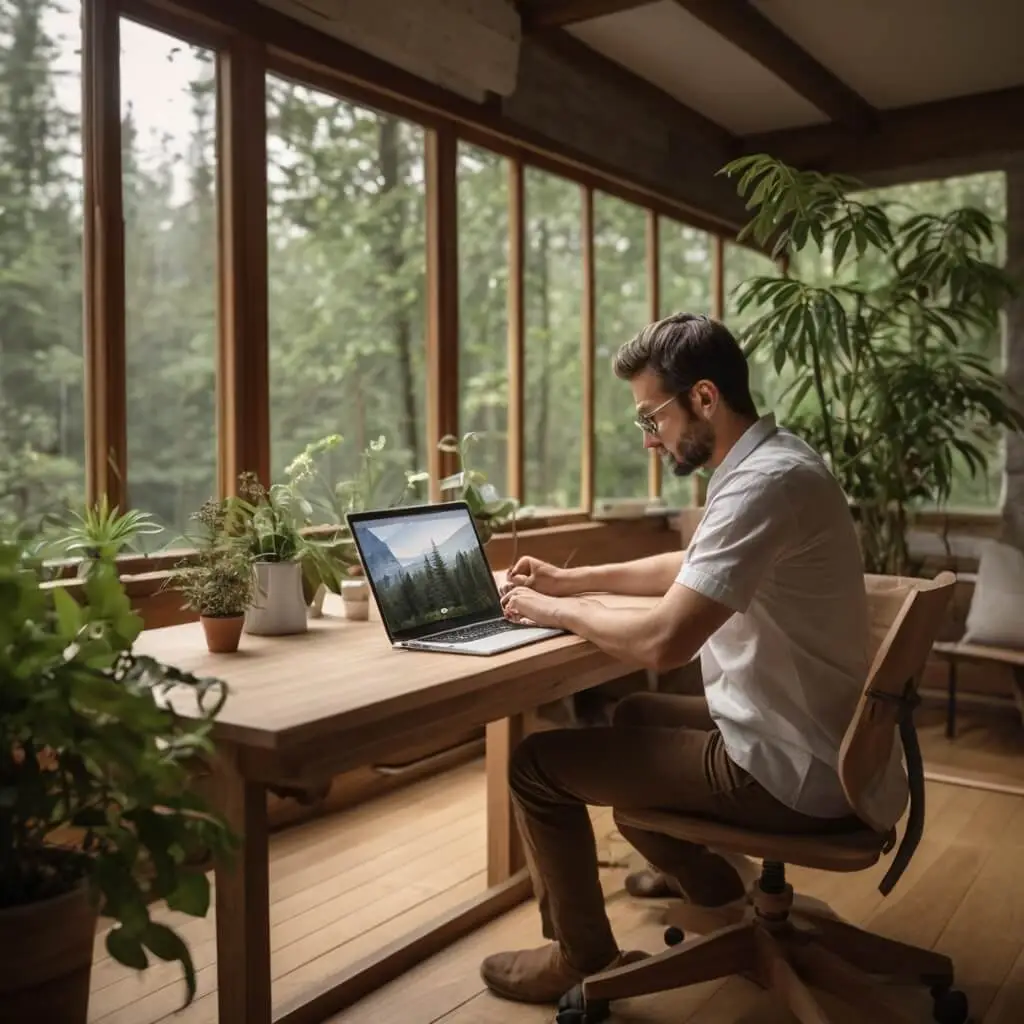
[91,731,1024,1024]
[88,761,488,1024]
[326,780,1024,1024]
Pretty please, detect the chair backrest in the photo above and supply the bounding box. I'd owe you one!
[838,571,956,833]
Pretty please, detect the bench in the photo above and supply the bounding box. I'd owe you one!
[931,641,1024,738]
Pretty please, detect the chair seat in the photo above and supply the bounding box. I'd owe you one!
[614,808,887,873]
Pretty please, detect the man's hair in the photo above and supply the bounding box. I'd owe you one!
[613,312,758,419]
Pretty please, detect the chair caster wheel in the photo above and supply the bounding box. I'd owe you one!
[664,926,686,946]
[556,985,610,1024]
[931,985,969,1024]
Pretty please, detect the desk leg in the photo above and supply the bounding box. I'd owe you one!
[214,746,272,1024]
[486,716,527,886]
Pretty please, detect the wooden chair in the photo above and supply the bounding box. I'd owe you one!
[557,571,968,1024]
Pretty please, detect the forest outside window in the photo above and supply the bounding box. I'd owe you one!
[457,143,508,497]
[121,18,219,541]
[523,167,585,511]
[0,0,84,525]
[266,74,428,517]
[658,218,712,508]
[594,190,648,501]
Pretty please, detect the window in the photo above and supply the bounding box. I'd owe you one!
[593,191,648,500]
[658,220,712,507]
[724,241,778,406]
[0,1,84,523]
[457,143,508,494]
[858,172,1008,509]
[266,76,428,514]
[523,168,584,509]
[121,19,219,539]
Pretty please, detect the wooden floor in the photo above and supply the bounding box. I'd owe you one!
[918,704,1024,794]
[90,712,1024,1024]
[87,762,490,1023]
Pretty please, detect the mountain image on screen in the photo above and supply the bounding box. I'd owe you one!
[354,512,496,634]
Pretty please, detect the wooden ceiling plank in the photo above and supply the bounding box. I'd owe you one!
[535,28,737,154]
[519,0,655,31]
[673,0,876,130]
[746,84,1024,178]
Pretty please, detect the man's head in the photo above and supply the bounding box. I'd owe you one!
[613,312,758,477]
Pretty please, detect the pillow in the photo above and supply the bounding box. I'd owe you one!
[962,539,1024,649]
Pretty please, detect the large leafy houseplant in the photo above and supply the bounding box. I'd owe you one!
[721,154,1024,574]
[412,432,521,544]
[0,530,235,1018]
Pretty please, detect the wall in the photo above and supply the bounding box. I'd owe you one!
[1004,161,1024,548]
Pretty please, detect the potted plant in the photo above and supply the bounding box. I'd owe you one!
[165,499,256,652]
[285,434,414,605]
[227,472,339,635]
[413,432,522,544]
[721,154,1024,574]
[58,496,164,577]
[0,531,235,1021]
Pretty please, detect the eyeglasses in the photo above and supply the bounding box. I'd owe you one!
[634,395,677,436]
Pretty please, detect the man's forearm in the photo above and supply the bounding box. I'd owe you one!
[554,600,660,667]
[562,550,684,597]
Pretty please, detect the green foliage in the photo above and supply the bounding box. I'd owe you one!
[0,529,236,1006]
[57,495,164,564]
[165,499,256,617]
[720,154,1024,573]
[421,432,520,544]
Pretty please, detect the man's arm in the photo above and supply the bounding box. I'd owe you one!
[562,550,684,597]
[552,583,731,671]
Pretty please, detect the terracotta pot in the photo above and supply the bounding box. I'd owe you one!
[200,614,244,653]
[0,881,98,1023]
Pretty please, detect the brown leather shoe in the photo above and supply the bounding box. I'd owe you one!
[624,868,685,899]
[480,942,649,1004]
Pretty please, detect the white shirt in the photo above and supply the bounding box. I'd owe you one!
[677,414,908,827]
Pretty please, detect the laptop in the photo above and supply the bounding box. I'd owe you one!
[346,501,565,655]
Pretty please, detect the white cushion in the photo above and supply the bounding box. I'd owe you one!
[963,540,1024,649]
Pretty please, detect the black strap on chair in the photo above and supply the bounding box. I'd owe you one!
[866,680,923,897]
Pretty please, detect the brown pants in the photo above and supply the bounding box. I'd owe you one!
[509,691,861,973]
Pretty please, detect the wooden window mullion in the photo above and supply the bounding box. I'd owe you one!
[82,0,127,508]
[647,209,661,500]
[581,185,595,513]
[426,125,460,499]
[506,158,525,503]
[216,34,270,494]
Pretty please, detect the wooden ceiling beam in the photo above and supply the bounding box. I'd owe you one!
[744,85,1024,178]
[672,0,876,130]
[519,0,655,30]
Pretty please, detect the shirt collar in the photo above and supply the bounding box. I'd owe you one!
[705,413,778,501]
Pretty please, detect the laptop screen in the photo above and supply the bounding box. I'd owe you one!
[348,503,501,641]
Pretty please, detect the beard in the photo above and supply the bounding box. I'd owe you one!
[668,418,715,477]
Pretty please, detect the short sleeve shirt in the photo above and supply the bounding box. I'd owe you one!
[678,415,909,826]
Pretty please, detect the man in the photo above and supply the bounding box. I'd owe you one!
[480,312,909,1005]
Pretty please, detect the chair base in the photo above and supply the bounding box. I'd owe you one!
[556,879,969,1024]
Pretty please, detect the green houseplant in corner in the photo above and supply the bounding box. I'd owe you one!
[720,154,1024,574]
[166,498,256,653]
[0,530,236,1021]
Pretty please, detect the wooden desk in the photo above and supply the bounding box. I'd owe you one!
[135,592,649,1024]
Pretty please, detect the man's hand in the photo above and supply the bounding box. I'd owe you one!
[500,585,566,628]
[503,556,571,597]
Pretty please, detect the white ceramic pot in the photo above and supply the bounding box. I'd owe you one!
[244,561,309,636]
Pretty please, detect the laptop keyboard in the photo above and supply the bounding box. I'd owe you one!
[435,620,515,643]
